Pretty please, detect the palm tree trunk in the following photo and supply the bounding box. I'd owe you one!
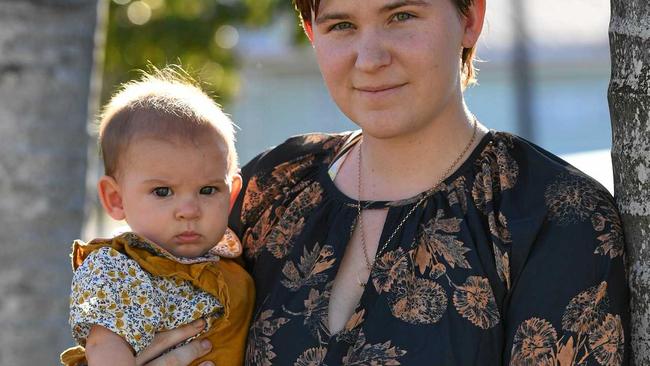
[0,0,104,364]
[609,0,650,363]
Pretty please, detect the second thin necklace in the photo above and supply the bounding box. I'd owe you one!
[355,119,478,287]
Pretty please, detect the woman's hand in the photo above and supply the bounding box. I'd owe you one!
[136,319,214,366]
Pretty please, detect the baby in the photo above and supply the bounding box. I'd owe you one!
[60,67,254,366]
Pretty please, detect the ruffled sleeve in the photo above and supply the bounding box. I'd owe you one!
[69,247,163,353]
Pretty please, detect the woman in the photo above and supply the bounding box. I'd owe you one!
[140,0,629,364]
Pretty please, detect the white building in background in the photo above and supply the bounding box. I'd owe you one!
[228,0,614,191]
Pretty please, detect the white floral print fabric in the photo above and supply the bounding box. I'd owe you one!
[69,246,223,353]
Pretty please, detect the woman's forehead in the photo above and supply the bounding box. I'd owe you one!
[317,0,434,13]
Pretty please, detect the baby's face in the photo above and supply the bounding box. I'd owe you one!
[115,136,233,258]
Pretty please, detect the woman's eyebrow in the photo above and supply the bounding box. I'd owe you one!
[314,12,350,25]
[381,0,431,12]
[314,0,430,25]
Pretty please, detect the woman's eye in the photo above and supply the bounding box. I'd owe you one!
[199,186,218,195]
[392,12,414,22]
[152,187,172,197]
[330,22,354,31]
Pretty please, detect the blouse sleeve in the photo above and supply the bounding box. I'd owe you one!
[504,174,629,365]
[69,247,162,354]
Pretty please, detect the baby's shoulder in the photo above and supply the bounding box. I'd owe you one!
[73,246,151,287]
[80,246,133,269]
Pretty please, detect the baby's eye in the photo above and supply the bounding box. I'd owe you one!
[152,187,172,197]
[330,22,354,31]
[391,12,415,22]
[199,186,218,195]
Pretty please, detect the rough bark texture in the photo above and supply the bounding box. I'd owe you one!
[0,0,102,364]
[609,0,650,364]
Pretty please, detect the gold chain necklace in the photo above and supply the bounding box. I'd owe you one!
[355,119,478,287]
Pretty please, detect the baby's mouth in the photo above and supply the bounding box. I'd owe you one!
[175,231,201,243]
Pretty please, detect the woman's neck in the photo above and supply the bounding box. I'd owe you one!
[339,108,487,202]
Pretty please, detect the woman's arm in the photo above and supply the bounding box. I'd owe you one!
[85,323,212,366]
[503,188,629,365]
[135,319,214,366]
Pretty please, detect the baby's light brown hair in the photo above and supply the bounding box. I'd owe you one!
[98,66,238,179]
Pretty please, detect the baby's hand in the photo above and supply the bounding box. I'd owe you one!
[136,319,214,366]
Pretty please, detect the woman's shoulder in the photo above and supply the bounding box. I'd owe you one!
[482,131,620,251]
[231,132,352,240]
[240,131,353,180]
[487,130,613,201]
[489,131,576,174]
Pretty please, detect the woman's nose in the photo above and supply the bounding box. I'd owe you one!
[175,198,200,220]
[354,29,391,73]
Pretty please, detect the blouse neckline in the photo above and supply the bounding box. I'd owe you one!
[320,129,495,209]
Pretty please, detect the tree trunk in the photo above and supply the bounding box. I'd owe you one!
[0,0,105,364]
[609,0,650,364]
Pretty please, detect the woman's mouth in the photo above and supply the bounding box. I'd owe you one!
[354,83,407,99]
[356,83,406,93]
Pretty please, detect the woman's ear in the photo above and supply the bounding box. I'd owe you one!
[462,0,486,48]
[229,173,243,211]
[97,176,126,221]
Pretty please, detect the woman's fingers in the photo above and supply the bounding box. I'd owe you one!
[142,339,213,366]
[136,319,210,366]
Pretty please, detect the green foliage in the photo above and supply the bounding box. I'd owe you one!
[103,0,297,105]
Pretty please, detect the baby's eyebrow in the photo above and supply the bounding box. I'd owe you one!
[139,178,228,186]
[142,178,169,185]
[205,179,227,185]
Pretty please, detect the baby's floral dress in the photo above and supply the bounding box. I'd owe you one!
[62,229,254,366]
[229,130,629,366]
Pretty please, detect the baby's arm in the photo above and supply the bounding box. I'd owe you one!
[69,247,162,363]
[86,325,135,366]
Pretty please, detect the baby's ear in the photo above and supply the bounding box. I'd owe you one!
[229,173,243,211]
[97,176,126,221]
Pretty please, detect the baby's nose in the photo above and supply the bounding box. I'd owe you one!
[175,199,200,220]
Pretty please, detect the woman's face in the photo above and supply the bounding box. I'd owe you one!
[311,0,480,139]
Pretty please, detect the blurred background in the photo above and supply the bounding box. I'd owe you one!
[0,0,615,363]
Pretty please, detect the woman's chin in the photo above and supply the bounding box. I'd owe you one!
[355,122,423,141]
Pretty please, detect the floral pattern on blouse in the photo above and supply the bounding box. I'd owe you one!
[510,282,624,366]
[229,131,630,365]
[69,239,223,354]
[545,171,625,259]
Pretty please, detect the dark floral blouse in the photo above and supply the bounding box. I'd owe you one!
[228,131,629,366]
